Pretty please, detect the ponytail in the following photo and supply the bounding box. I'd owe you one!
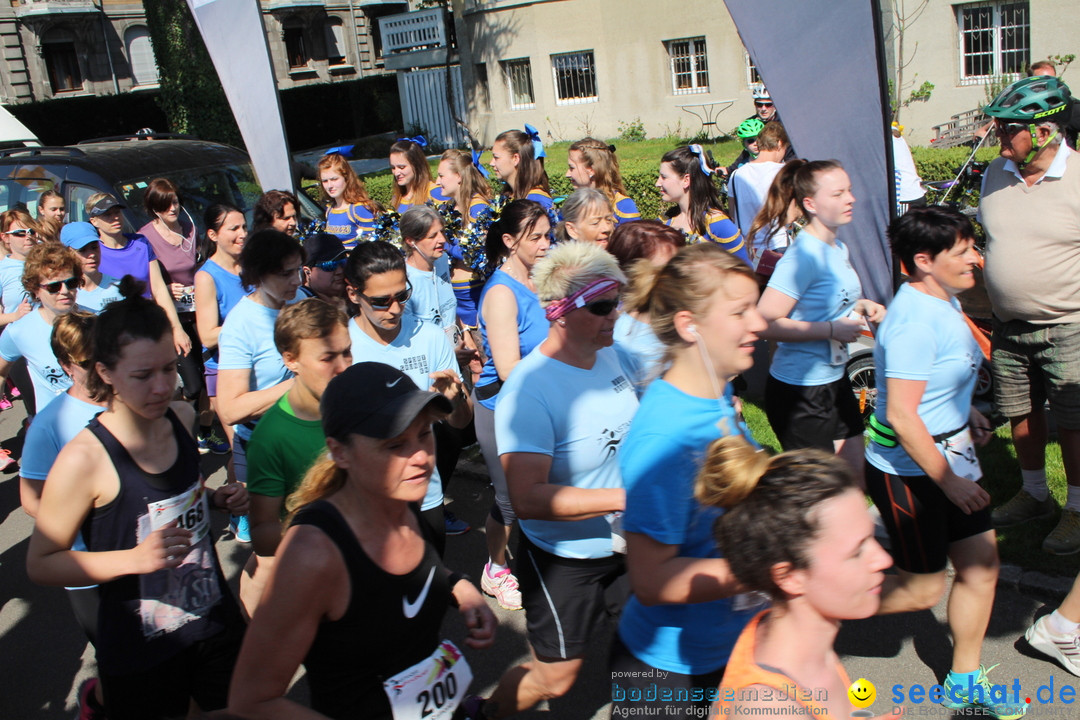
[285,457,348,526]
[694,435,771,509]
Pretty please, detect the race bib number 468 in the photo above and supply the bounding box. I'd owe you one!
[147,481,210,544]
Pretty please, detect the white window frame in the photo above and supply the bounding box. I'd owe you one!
[744,51,761,89]
[550,50,597,106]
[956,1,1029,85]
[501,58,535,111]
[666,37,709,96]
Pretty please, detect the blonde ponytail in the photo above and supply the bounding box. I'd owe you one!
[694,435,770,509]
[285,457,348,526]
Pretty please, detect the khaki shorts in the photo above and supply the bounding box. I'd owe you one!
[991,317,1080,430]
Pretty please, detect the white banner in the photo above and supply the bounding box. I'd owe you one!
[186,0,294,194]
[724,0,895,304]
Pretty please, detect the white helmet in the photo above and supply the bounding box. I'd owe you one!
[751,83,771,101]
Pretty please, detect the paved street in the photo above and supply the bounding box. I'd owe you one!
[2,395,1080,719]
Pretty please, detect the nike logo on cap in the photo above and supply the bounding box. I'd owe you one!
[386,377,402,388]
[403,566,436,618]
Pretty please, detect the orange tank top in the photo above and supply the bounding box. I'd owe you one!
[719,611,895,719]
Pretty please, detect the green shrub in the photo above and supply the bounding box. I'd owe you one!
[617,118,647,143]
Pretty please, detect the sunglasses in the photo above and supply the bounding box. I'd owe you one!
[4,228,37,238]
[583,299,619,316]
[995,122,1028,137]
[754,101,773,108]
[358,283,412,310]
[40,277,79,294]
[313,257,347,272]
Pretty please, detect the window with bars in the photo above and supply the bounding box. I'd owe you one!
[501,58,535,110]
[667,38,709,95]
[551,51,597,105]
[957,1,1029,81]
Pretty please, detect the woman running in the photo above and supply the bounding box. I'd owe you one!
[26,280,248,720]
[757,160,885,481]
[699,440,893,719]
[390,136,450,212]
[318,151,380,250]
[0,208,40,328]
[867,206,1023,718]
[565,137,640,224]
[472,200,551,612]
[60,222,122,314]
[610,243,768,718]
[657,146,749,265]
[228,362,495,719]
[490,126,553,211]
[554,188,615,246]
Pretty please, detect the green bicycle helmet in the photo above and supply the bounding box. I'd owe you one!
[737,118,765,139]
[984,75,1071,122]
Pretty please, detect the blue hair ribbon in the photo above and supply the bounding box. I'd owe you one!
[523,123,546,159]
[471,149,490,178]
[324,145,354,157]
[397,135,428,148]
[688,144,713,176]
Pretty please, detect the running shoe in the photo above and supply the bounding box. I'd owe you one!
[0,448,15,473]
[9,383,20,398]
[0,396,11,411]
[991,489,1055,528]
[197,430,231,456]
[481,562,522,611]
[1043,509,1080,555]
[939,664,1028,719]
[1025,614,1080,676]
[444,510,470,536]
[76,677,107,720]
[230,515,251,544]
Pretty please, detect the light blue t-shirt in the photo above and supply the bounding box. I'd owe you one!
[217,295,294,441]
[21,391,104,589]
[0,256,28,313]
[767,231,862,385]
[617,379,762,675]
[495,345,639,559]
[405,261,458,345]
[612,312,665,394]
[348,313,457,511]
[0,310,72,410]
[75,274,123,314]
[865,284,981,477]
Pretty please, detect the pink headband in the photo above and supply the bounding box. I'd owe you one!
[545,278,620,321]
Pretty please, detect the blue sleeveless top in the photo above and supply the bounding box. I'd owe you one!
[197,258,246,370]
[476,268,548,409]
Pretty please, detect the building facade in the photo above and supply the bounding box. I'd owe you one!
[0,0,406,106]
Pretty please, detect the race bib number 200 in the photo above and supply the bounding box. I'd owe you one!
[383,640,472,720]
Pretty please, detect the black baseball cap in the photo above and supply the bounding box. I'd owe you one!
[88,196,126,217]
[321,362,452,440]
[304,232,348,266]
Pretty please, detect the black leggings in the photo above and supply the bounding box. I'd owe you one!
[176,315,204,401]
[67,586,100,647]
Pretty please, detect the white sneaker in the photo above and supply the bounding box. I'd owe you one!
[481,562,522,611]
[1025,615,1080,676]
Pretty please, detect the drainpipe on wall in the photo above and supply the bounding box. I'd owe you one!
[95,0,120,94]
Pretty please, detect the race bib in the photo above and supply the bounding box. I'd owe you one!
[175,286,196,313]
[939,427,982,482]
[148,481,210,544]
[383,640,473,720]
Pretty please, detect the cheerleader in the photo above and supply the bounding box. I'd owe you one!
[390,136,450,213]
[566,138,640,224]
[490,125,553,211]
[318,152,380,250]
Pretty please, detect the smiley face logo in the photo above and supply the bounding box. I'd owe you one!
[848,678,876,710]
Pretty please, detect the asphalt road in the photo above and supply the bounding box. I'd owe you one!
[2,396,1079,719]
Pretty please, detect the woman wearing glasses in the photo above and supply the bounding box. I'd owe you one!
[216,229,304,549]
[0,208,40,329]
[344,240,472,554]
[464,241,637,719]
[0,243,82,412]
[473,199,551,611]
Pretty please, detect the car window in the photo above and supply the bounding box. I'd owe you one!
[67,183,136,233]
[0,164,58,217]
[116,163,264,237]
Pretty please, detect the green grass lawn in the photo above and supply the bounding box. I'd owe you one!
[741,400,1077,578]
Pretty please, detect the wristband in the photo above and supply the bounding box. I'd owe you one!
[447,571,471,607]
[828,321,834,340]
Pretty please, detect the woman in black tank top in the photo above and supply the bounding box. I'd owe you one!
[27,281,250,720]
[228,362,496,720]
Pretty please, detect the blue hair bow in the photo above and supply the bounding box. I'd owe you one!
[324,145,354,158]
[397,135,428,148]
[523,123,546,159]
[688,144,713,176]
[471,149,490,178]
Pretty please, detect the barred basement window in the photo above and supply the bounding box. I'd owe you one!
[667,38,709,95]
[501,58,535,110]
[551,51,597,105]
[957,1,1029,82]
